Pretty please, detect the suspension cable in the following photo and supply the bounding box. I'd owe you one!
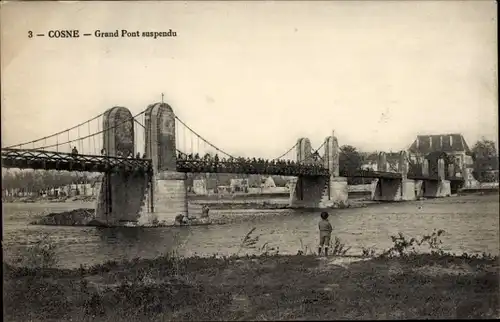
[133,118,145,128]
[5,111,107,148]
[312,141,326,155]
[91,121,96,155]
[35,110,147,150]
[175,115,235,158]
[272,142,298,160]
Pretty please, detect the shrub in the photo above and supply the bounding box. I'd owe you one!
[382,229,446,258]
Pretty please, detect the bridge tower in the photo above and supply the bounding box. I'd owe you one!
[94,103,188,227]
[95,107,149,226]
[137,102,188,226]
[323,134,349,206]
[296,138,314,164]
[418,157,451,198]
[289,132,348,209]
[372,150,417,201]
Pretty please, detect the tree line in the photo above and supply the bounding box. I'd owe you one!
[471,138,498,182]
[2,170,100,194]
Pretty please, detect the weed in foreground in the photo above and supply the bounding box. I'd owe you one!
[380,229,446,258]
[361,246,377,258]
[329,236,351,256]
[16,233,58,269]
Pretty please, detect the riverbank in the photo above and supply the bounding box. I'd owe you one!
[3,252,498,321]
[30,208,96,226]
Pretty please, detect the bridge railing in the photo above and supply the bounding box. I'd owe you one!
[1,148,153,174]
[175,158,330,176]
[339,169,402,179]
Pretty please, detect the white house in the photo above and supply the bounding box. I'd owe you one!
[192,179,207,195]
[262,176,276,188]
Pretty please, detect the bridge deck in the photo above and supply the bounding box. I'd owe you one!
[1,149,464,183]
[1,149,153,174]
[175,159,329,176]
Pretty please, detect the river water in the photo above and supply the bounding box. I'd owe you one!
[2,194,499,268]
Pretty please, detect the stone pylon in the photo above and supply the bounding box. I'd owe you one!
[398,150,409,180]
[289,132,347,209]
[95,107,148,226]
[377,152,388,172]
[324,134,347,206]
[398,150,415,200]
[138,102,188,226]
[102,106,135,157]
[296,138,313,164]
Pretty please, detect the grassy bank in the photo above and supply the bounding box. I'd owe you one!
[4,253,499,321]
[4,229,499,321]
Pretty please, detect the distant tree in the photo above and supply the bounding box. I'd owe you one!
[339,145,363,184]
[472,138,498,182]
[1,169,94,196]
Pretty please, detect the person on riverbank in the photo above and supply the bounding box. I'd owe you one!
[318,211,333,256]
[174,214,183,225]
[200,205,210,224]
[201,205,210,218]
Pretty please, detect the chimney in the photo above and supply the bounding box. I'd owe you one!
[429,136,432,149]
[440,135,443,149]
[416,136,420,149]
[450,135,453,147]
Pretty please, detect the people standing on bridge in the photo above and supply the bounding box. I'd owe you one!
[318,211,333,257]
[71,146,78,155]
[101,148,106,155]
[136,152,141,159]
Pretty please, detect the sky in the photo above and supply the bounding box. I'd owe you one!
[1,1,498,159]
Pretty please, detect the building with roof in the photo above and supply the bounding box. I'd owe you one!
[408,133,474,180]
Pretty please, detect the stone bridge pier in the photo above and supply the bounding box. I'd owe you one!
[137,103,188,226]
[370,151,451,202]
[94,103,188,227]
[95,106,150,226]
[415,158,451,198]
[289,132,348,209]
[372,151,416,201]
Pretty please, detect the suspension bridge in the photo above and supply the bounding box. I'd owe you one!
[1,101,464,226]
